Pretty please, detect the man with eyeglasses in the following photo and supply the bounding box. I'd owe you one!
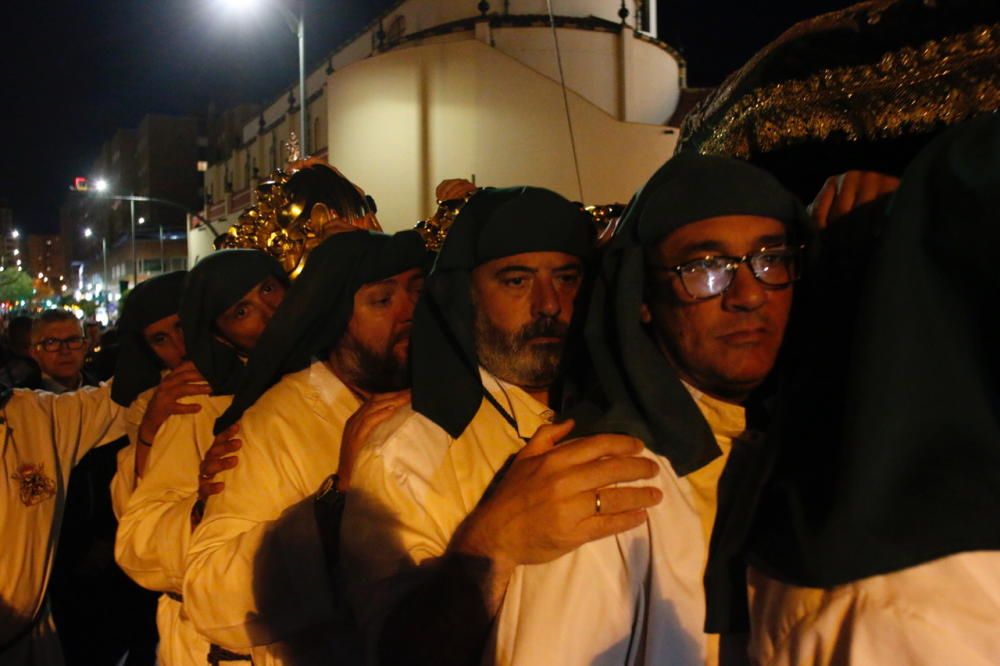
[28,310,94,393]
[485,153,807,666]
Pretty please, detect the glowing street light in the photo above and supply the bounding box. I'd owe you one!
[11,229,19,239]
[218,0,308,154]
[94,178,109,193]
[138,217,145,225]
[84,227,93,238]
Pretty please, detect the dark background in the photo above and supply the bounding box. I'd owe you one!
[0,0,855,232]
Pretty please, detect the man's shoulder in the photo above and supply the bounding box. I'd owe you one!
[355,404,454,484]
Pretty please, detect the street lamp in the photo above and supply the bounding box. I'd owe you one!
[82,227,108,298]
[220,0,308,154]
[11,229,19,239]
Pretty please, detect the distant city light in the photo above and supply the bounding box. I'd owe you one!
[138,217,146,225]
[11,229,19,239]
[94,179,109,193]
[12,249,18,256]
[84,227,93,238]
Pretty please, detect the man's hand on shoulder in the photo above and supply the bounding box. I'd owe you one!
[338,389,410,491]
[809,171,900,229]
[448,420,662,609]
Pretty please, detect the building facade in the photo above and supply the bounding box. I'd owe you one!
[192,0,681,262]
[62,115,206,297]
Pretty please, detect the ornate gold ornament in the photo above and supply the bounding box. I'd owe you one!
[682,18,1000,160]
[215,159,380,279]
[414,193,476,253]
[12,463,56,506]
[414,192,625,252]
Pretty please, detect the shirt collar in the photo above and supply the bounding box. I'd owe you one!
[683,381,746,440]
[41,373,81,394]
[305,360,363,420]
[479,367,555,439]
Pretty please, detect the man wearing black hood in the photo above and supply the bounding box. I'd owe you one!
[477,155,807,666]
[340,187,664,666]
[183,229,429,665]
[742,112,1000,666]
[115,250,288,666]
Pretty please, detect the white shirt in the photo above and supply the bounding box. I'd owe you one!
[487,387,745,666]
[184,361,362,666]
[115,392,232,666]
[747,551,1000,665]
[341,369,554,651]
[0,384,125,666]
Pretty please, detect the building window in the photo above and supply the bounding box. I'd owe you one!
[142,258,163,274]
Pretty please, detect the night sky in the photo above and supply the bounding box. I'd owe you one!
[1,0,854,233]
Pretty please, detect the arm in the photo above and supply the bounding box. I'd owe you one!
[33,382,127,467]
[133,362,210,478]
[183,416,337,649]
[110,388,155,518]
[115,401,213,593]
[347,422,661,666]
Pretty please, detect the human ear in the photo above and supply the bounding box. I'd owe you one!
[310,202,332,228]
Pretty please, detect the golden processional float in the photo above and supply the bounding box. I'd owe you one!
[214,134,626,273]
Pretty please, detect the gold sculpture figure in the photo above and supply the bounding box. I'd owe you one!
[215,157,381,279]
[217,156,624,268]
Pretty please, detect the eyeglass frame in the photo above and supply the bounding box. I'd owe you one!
[34,336,88,353]
[652,244,806,301]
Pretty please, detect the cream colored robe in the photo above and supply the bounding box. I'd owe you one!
[115,392,231,666]
[341,369,554,657]
[184,361,362,666]
[0,384,125,665]
[486,388,744,666]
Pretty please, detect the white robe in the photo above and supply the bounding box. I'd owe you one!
[747,551,1000,665]
[184,361,362,666]
[341,369,554,656]
[115,392,232,666]
[487,387,745,666]
[0,384,125,666]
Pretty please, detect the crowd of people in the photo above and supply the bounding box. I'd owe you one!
[2,2,999,663]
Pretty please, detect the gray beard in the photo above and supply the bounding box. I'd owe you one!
[473,308,567,391]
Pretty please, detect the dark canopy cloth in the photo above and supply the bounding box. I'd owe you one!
[572,152,808,476]
[745,114,1000,593]
[111,270,187,407]
[412,186,594,438]
[678,0,1000,201]
[214,230,429,434]
[181,249,287,396]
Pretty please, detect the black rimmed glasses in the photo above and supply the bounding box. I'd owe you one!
[656,245,805,300]
[36,336,87,352]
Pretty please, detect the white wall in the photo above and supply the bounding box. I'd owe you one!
[325,39,676,232]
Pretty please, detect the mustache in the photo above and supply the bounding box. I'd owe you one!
[517,317,570,344]
[716,312,775,336]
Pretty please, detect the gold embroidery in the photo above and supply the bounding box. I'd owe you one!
[12,463,56,506]
[681,23,1000,159]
